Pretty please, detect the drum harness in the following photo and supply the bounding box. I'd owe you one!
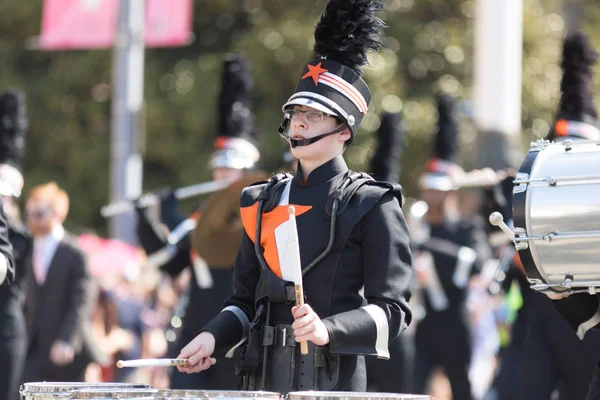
[237,171,375,391]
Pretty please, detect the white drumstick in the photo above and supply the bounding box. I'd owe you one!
[116,358,189,368]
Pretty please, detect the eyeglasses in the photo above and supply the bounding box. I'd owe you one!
[284,109,333,123]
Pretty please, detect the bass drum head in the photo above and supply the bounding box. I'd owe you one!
[513,147,543,281]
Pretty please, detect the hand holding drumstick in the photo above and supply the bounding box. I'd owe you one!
[175,331,217,374]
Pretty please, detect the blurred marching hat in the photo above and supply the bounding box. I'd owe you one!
[279,0,385,147]
[548,31,600,142]
[419,94,463,191]
[0,89,27,197]
[370,112,404,183]
[210,53,260,170]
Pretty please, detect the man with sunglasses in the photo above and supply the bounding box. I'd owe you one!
[22,182,105,383]
[176,0,413,393]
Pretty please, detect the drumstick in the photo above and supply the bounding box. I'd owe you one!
[116,358,191,368]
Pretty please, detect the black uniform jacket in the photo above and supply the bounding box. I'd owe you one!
[203,156,413,365]
[0,204,16,286]
[553,293,600,339]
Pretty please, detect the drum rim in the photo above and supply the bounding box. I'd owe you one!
[20,382,149,394]
[69,387,159,399]
[514,147,544,282]
[157,390,281,398]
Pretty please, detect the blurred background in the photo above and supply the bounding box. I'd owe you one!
[1,0,597,236]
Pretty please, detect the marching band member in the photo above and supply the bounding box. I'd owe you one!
[0,89,25,400]
[135,54,262,390]
[532,31,600,400]
[365,112,415,394]
[412,94,491,400]
[177,0,413,393]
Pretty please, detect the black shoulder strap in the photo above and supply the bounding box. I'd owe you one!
[324,171,370,216]
[257,173,293,213]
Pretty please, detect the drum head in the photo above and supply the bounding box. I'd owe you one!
[69,388,158,400]
[157,390,281,400]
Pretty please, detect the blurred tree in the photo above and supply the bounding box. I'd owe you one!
[0,0,597,234]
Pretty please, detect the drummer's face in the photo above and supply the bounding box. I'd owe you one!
[212,167,244,182]
[288,106,350,163]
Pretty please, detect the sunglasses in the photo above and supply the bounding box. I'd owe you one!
[26,207,54,220]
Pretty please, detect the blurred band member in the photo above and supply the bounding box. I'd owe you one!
[0,89,26,400]
[413,94,491,400]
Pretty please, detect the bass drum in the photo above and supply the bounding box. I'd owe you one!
[191,173,271,268]
[513,139,600,293]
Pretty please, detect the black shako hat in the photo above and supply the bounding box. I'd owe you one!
[419,94,463,192]
[280,0,385,146]
[548,31,600,142]
[210,53,260,170]
[370,112,404,183]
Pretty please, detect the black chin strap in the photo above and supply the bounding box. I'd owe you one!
[278,120,348,148]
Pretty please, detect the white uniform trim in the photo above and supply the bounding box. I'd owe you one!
[577,300,600,340]
[362,304,390,359]
[222,306,250,358]
[453,246,477,289]
[0,253,7,285]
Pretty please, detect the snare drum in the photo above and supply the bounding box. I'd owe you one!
[69,388,158,400]
[157,390,281,400]
[513,139,600,292]
[287,391,431,400]
[20,382,150,400]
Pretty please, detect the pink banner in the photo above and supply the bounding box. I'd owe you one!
[40,0,193,50]
[145,0,193,47]
[40,0,119,50]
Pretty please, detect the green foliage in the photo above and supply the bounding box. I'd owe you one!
[0,0,596,234]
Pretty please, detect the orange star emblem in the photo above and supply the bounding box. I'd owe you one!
[302,62,328,86]
[240,203,312,278]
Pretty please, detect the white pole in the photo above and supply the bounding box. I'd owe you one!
[474,0,523,169]
[109,0,145,244]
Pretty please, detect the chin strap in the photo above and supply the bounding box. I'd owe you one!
[278,119,348,148]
